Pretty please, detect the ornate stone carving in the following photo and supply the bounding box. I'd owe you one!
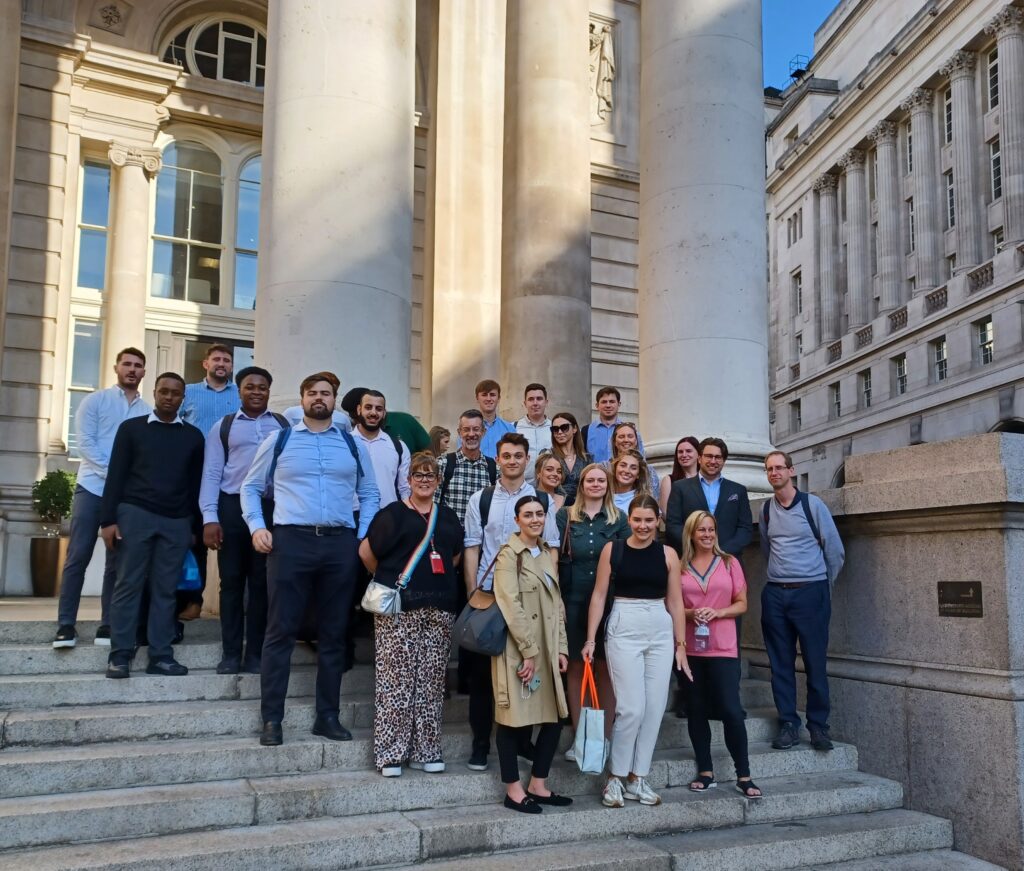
[900,87,933,114]
[839,148,866,171]
[985,5,1024,37]
[813,173,838,192]
[99,4,122,27]
[868,120,898,145]
[940,50,977,79]
[108,143,162,177]
[89,0,132,36]
[589,20,615,124]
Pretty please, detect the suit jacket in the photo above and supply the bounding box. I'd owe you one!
[665,476,753,558]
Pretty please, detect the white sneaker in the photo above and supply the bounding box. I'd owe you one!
[409,760,445,773]
[380,765,402,777]
[564,746,576,762]
[623,776,661,806]
[602,776,625,808]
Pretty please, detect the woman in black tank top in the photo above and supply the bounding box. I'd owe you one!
[582,495,691,809]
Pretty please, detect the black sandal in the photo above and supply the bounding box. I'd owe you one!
[689,774,717,791]
[735,779,762,799]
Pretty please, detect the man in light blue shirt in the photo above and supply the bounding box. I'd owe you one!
[241,373,379,748]
[473,378,516,459]
[584,386,645,463]
[53,347,150,649]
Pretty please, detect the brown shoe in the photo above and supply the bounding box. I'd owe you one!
[178,602,202,622]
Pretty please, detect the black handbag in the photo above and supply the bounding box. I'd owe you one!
[453,546,521,656]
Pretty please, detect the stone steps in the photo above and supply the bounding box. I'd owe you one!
[0,807,957,871]
[799,851,1005,870]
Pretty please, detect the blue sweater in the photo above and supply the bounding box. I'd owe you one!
[759,491,845,586]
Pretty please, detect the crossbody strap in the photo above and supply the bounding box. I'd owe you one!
[397,502,439,589]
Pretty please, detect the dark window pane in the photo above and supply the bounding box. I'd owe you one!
[190,172,223,243]
[236,179,260,249]
[195,23,219,54]
[188,245,221,305]
[257,34,266,64]
[234,251,258,310]
[153,167,191,239]
[77,229,107,289]
[194,52,217,79]
[221,35,254,83]
[171,142,220,175]
[222,21,254,37]
[256,66,265,88]
[151,239,187,299]
[172,26,192,47]
[81,162,110,227]
[70,322,102,388]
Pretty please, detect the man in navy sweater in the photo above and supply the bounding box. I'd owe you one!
[101,373,205,679]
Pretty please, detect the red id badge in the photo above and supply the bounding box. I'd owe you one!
[429,551,445,574]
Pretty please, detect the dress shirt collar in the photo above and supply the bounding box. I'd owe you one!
[115,385,143,404]
[496,479,528,497]
[293,420,342,434]
[234,408,277,422]
[200,378,232,393]
[699,473,721,487]
[147,412,184,425]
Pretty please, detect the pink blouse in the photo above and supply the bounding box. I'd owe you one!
[680,556,747,658]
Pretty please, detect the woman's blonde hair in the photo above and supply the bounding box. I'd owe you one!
[610,449,651,497]
[681,510,732,568]
[567,462,620,524]
[533,452,563,493]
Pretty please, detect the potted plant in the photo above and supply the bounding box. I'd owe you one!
[30,470,76,597]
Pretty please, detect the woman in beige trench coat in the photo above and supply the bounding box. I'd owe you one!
[491,494,571,814]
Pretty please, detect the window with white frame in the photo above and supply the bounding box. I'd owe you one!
[931,336,948,382]
[947,254,956,279]
[993,227,1004,254]
[790,399,802,432]
[976,315,994,365]
[234,156,261,310]
[794,332,803,359]
[944,171,955,229]
[943,88,953,144]
[988,46,999,110]
[163,19,267,88]
[76,162,110,290]
[868,150,878,201]
[907,198,916,252]
[991,138,1002,200]
[905,125,913,174]
[893,353,908,395]
[829,382,841,419]
[870,223,878,275]
[67,321,103,457]
[792,270,803,315]
[859,368,872,409]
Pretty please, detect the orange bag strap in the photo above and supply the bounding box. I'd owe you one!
[580,659,601,710]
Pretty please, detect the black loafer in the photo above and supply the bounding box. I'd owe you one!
[216,657,241,675]
[526,790,573,807]
[105,658,130,679]
[146,658,188,676]
[260,721,283,746]
[312,714,352,742]
[504,794,542,814]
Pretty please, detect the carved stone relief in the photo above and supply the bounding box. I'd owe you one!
[589,19,615,125]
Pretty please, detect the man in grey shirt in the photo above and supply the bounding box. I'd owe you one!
[759,450,845,753]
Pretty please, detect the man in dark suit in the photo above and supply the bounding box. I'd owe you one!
[665,437,752,558]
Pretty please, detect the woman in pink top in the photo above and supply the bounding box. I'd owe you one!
[680,511,762,799]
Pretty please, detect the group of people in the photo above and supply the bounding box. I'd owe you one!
[53,355,846,813]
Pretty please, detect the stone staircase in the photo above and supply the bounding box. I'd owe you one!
[0,615,1001,870]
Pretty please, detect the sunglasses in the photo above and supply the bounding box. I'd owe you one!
[550,423,573,434]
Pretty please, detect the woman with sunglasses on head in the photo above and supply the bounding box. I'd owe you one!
[609,422,660,502]
[680,510,760,799]
[533,453,567,513]
[548,413,591,506]
[491,494,571,814]
[584,495,690,808]
[555,463,627,758]
[359,452,464,778]
[658,436,700,516]
[610,449,652,513]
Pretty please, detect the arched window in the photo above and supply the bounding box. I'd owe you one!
[234,156,260,310]
[163,19,266,88]
[152,142,223,305]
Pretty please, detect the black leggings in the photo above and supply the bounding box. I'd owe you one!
[684,655,750,778]
[496,722,562,784]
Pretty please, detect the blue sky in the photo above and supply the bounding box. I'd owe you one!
[763,0,841,89]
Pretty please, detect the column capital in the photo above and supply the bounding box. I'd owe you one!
[839,148,866,171]
[940,49,977,80]
[985,5,1024,37]
[868,120,898,146]
[108,142,161,176]
[813,173,838,192]
[900,87,933,114]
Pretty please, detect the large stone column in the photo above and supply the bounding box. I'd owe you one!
[638,0,771,488]
[942,50,982,269]
[987,7,1024,242]
[100,143,161,384]
[869,122,903,311]
[499,0,591,422]
[429,0,505,430]
[901,88,942,289]
[840,149,871,328]
[814,173,841,340]
[0,1,20,385]
[256,0,414,409]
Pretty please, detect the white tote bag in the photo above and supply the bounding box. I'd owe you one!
[573,660,608,774]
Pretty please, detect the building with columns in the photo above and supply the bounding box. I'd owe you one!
[0,0,771,593]
[768,0,1024,489]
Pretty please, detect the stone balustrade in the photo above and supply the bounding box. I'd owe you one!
[827,340,842,363]
[967,260,994,293]
[887,306,908,333]
[924,285,948,314]
[855,324,873,348]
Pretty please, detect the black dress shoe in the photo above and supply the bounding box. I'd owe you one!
[172,622,184,645]
[526,790,573,806]
[105,657,131,679]
[503,794,542,814]
[311,714,352,742]
[260,721,283,746]
[241,657,261,674]
[146,658,188,676]
[216,657,241,675]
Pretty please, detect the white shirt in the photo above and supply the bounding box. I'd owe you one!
[74,385,151,496]
[515,416,553,482]
[352,428,411,507]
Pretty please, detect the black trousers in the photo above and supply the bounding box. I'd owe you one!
[466,649,494,755]
[496,722,561,784]
[684,655,750,778]
[217,494,269,663]
[261,526,358,723]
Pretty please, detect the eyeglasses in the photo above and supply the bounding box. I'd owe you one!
[410,472,437,482]
[550,423,572,434]
[701,455,724,463]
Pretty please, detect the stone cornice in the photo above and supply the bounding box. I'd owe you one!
[985,5,1024,38]
[868,120,898,145]
[838,148,865,171]
[108,142,162,176]
[940,49,976,80]
[813,173,838,192]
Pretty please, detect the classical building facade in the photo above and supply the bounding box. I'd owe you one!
[767,0,1024,490]
[0,0,770,592]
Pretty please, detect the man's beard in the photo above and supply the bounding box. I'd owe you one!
[357,414,380,432]
[307,404,332,420]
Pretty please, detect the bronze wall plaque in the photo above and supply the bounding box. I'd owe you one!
[937,582,983,618]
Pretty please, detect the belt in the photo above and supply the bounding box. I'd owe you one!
[769,581,822,590]
[278,524,351,537]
